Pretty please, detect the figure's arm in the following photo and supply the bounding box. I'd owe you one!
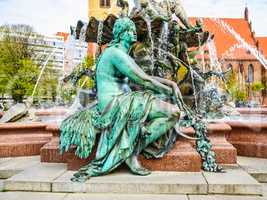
[151,76,192,115]
[112,48,172,95]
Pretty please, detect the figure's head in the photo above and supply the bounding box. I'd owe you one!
[113,17,137,44]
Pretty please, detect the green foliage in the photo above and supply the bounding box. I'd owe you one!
[251,81,265,92]
[34,63,59,103]
[225,71,248,102]
[0,24,60,103]
[0,24,41,102]
[234,90,248,102]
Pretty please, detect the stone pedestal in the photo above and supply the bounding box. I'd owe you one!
[181,123,237,164]
[41,122,236,171]
[226,121,267,158]
[40,124,68,163]
[0,123,52,157]
[139,140,202,172]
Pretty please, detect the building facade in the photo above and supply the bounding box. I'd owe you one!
[0,31,65,72]
[56,32,88,75]
[89,0,120,20]
[190,7,267,103]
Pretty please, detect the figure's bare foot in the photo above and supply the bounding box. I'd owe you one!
[126,155,151,176]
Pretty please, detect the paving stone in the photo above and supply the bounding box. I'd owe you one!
[4,163,67,192]
[53,170,207,194]
[188,195,266,200]
[238,156,267,183]
[262,183,267,197]
[0,192,66,200]
[0,156,40,179]
[65,193,188,200]
[0,180,3,191]
[203,166,262,195]
[0,157,12,164]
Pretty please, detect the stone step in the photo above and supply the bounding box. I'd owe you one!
[0,123,52,157]
[238,156,267,183]
[0,192,188,200]
[66,140,202,172]
[203,165,262,195]
[2,163,262,196]
[188,195,266,200]
[0,156,40,179]
[1,192,267,200]
[226,121,267,159]
[41,123,236,172]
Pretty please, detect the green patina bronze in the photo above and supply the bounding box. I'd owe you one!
[60,17,222,182]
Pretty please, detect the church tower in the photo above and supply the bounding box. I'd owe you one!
[88,0,120,20]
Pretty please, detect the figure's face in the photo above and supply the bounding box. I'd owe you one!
[121,26,137,44]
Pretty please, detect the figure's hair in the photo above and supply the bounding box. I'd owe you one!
[112,17,136,43]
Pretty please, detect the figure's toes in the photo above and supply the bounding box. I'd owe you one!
[131,166,151,176]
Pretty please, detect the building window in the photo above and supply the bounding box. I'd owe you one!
[227,63,233,72]
[247,64,254,83]
[239,64,244,74]
[100,0,110,7]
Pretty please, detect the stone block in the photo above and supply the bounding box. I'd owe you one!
[65,194,188,200]
[238,156,267,183]
[0,123,52,157]
[203,166,262,195]
[0,156,40,179]
[53,170,207,194]
[189,195,265,200]
[0,180,3,192]
[182,123,237,164]
[139,140,201,172]
[0,192,66,200]
[42,123,235,172]
[226,121,267,158]
[4,163,67,192]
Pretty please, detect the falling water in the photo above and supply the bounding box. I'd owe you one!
[96,21,104,58]
[185,51,198,109]
[197,34,206,72]
[97,21,104,45]
[206,38,223,74]
[145,18,155,73]
[158,21,169,59]
[79,23,87,43]
[210,18,267,69]
[31,49,56,98]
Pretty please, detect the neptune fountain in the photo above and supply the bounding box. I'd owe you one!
[58,0,230,182]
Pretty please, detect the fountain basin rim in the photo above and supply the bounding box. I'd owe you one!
[177,123,231,134]
[0,122,47,130]
[236,107,267,115]
[226,121,267,129]
[35,109,68,116]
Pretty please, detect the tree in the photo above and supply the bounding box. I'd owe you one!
[34,62,59,103]
[0,24,42,102]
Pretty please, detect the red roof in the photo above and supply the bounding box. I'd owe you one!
[189,17,258,60]
[257,37,267,58]
[56,32,69,42]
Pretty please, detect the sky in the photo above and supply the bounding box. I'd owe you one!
[0,0,266,36]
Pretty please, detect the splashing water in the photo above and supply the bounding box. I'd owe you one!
[210,18,267,69]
